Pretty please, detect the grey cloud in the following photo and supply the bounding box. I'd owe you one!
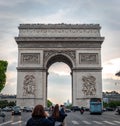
[48,72,71,86]
[102,78,120,92]
[8,62,17,71]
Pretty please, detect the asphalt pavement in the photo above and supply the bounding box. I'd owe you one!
[0,111,120,126]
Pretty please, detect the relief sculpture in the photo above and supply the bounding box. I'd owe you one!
[23,75,36,96]
[79,53,98,64]
[21,53,40,64]
[82,75,96,96]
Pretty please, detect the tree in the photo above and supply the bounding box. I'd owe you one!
[47,99,53,107]
[0,60,8,92]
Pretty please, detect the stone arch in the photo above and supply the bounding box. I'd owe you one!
[45,53,74,69]
[15,23,104,107]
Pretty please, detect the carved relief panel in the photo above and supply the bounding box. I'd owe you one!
[23,75,36,96]
[79,53,98,64]
[82,75,96,96]
[44,50,75,65]
[21,53,40,64]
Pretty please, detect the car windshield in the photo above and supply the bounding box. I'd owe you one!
[13,106,21,109]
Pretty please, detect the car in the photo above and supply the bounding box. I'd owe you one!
[106,107,114,111]
[65,109,71,113]
[0,108,6,118]
[71,106,80,112]
[12,106,21,115]
[116,106,120,114]
[23,106,33,112]
[2,107,12,112]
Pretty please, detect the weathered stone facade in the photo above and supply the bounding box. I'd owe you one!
[15,24,104,107]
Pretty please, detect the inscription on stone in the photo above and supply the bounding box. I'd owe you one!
[79,53,98,64]
[21,53,40,64]
[82,75,96,96]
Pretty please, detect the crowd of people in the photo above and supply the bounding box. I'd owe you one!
[26,104,67,126]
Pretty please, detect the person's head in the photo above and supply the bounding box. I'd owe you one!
[60,105,64,108]
[52,104,59,118]
[32,104,46,118]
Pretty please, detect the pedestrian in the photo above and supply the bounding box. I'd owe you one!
[51,104,67,126]
[60,105,67,126]
[26,104,54,126]
[80,106,84,114]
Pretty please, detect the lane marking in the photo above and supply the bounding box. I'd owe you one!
[11,121,22,125]
[103,121,116,125]
[93,121,103,124]
[0,121,12,126]
[72,120,79,125]
[113,121,120,124]
[83,121,91,124]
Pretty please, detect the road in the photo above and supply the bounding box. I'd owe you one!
[0,111,120,126]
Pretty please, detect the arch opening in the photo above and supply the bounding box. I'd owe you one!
[46,54,73,69]
[46,54,73,105]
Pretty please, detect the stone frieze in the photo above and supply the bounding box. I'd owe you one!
[21,53,40,64]
[79,53,98,64]
[44,50,75,64]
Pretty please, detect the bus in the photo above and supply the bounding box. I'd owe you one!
[90,98,102,114]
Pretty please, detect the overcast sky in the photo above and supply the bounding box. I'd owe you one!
[0,0,120,104]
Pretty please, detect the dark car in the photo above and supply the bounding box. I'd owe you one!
[23,106,33,112]
[12,106,21,115]
[116,106,120,114]
[106,107,114,111]
[71,106,80,112]
[0,108,6,118]
[2,107,12,112]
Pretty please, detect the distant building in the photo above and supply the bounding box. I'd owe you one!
[103,91,120,103]
[0,94,16,102]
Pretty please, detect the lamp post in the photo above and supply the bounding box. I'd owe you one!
[115,71,120,87]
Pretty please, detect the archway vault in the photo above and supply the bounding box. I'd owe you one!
[15,23,104,107]
[45,53,74,69]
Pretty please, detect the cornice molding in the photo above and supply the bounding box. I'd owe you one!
[18,23,101,29]
[15,37,104,42]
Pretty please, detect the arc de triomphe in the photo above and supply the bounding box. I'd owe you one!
[15,24,104,107]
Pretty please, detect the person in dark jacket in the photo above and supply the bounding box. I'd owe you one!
[80,106,84,114]
[26,104,54,126]
[51,104,67,126]
[60,105,67,126]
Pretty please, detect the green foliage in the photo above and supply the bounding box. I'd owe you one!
[66,104,72,109]
[103,102,108,108]
[47,99,53,107]
[0,100,16,108]
[103,101,120,108]
[8,101,16,107]
[0,100,8,108]
[0,60,8,92]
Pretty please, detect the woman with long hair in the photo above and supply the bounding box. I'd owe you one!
[51,104,67,126]
[26,104,54,126]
